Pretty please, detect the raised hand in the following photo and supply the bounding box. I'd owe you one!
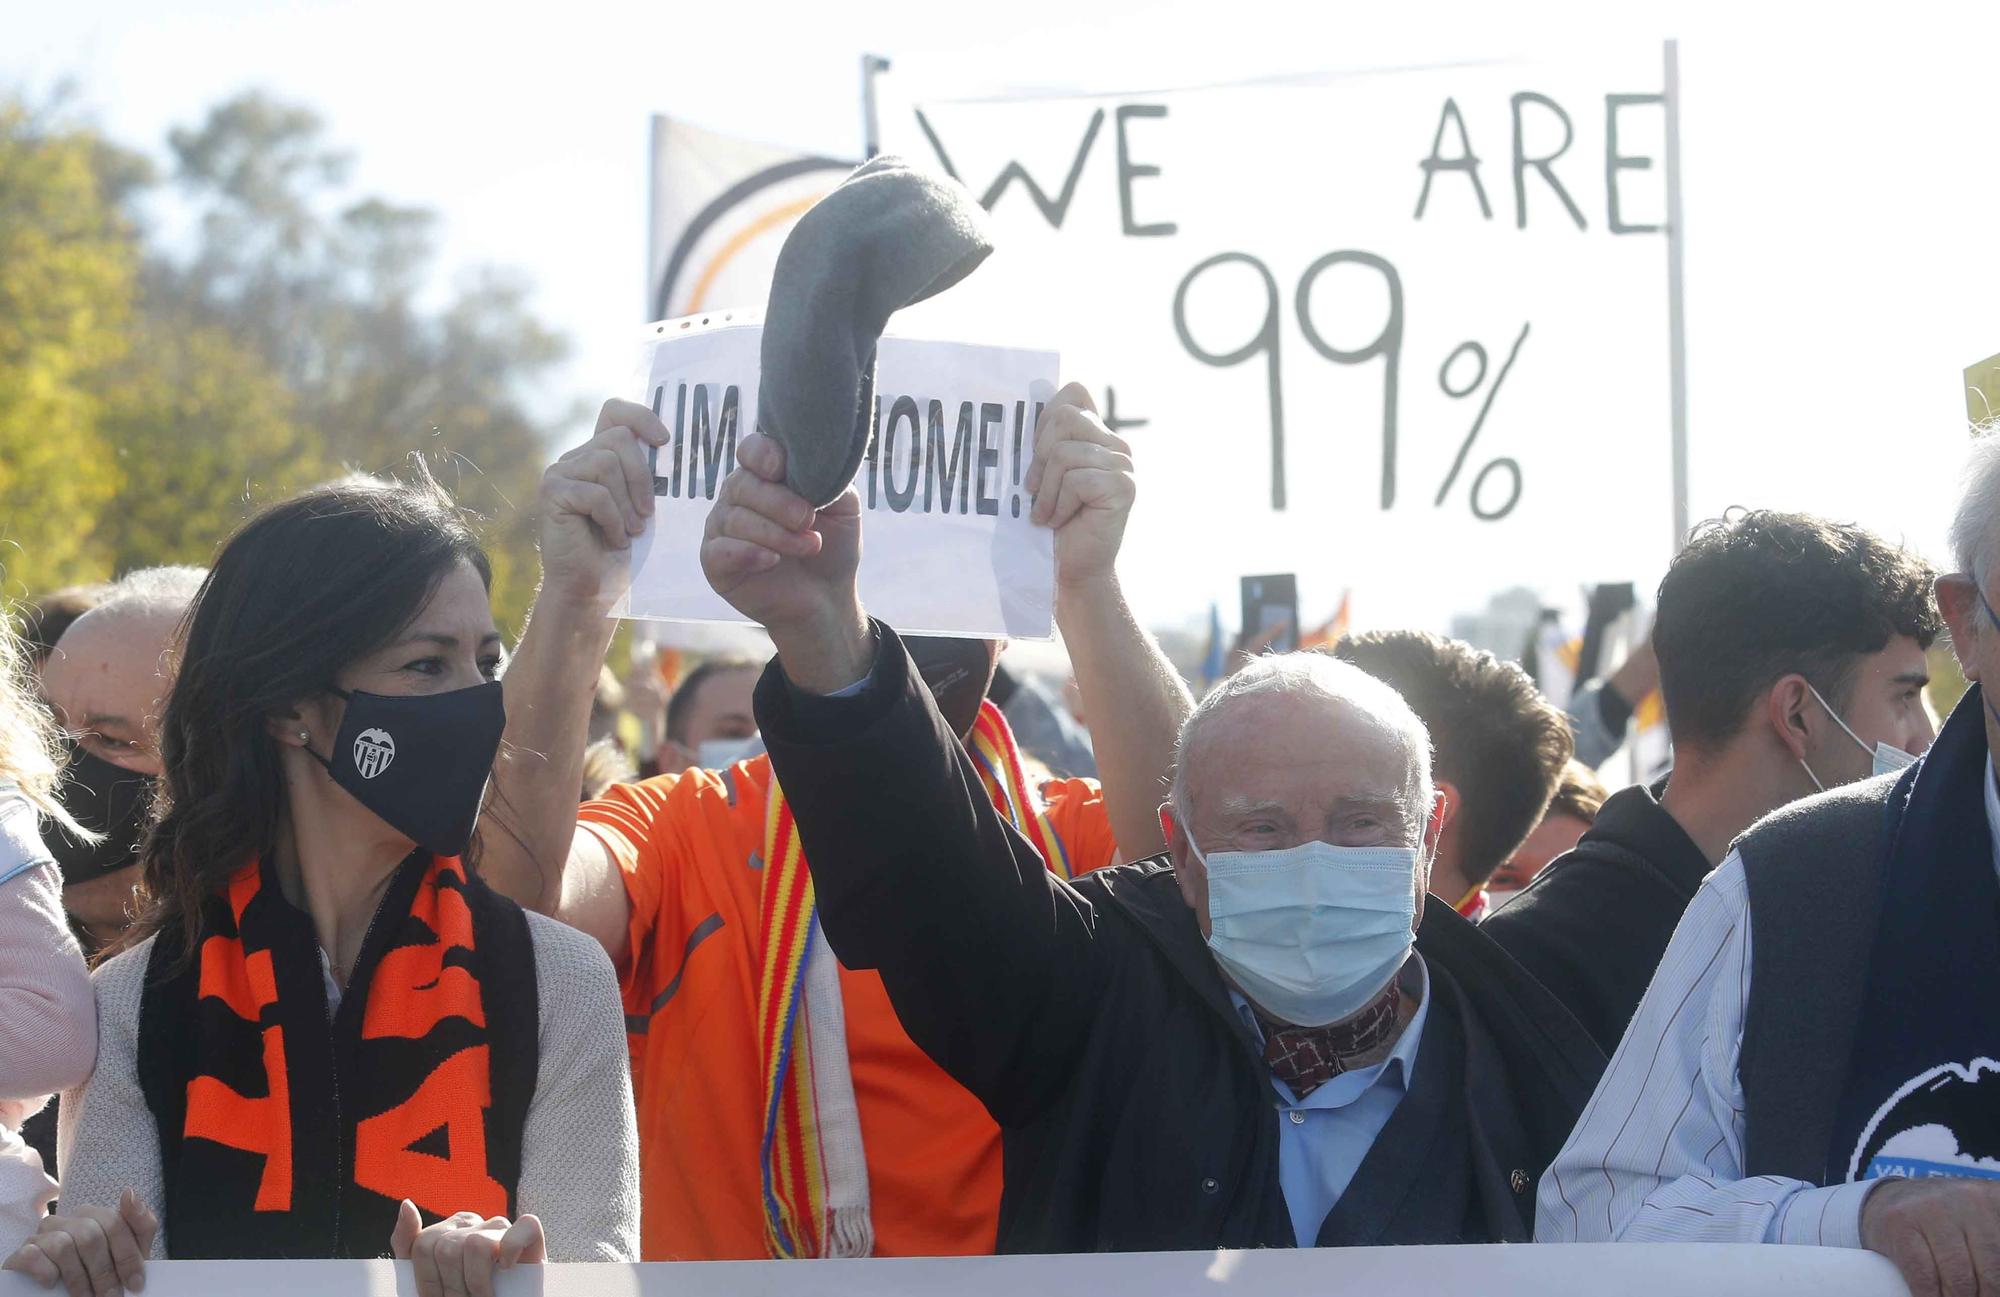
[701,432,871,693]
[1026,383,1136,593]
[537,398,672,613]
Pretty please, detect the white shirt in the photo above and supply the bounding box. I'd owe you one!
[1536,759,2000,1247]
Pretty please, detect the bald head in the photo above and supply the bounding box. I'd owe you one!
[1166,653,1440,939]
[1173,654,1433,825]
[41,567,204,775]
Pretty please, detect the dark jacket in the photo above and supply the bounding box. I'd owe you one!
[1481,779,1712,1056]
[757,626,1605,1253]
[1735,694,1996,1186]
[1733,771,1899,1183]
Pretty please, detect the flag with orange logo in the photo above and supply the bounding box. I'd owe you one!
[647,118,855,322]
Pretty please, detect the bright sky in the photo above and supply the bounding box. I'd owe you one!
[10,0,1997,642]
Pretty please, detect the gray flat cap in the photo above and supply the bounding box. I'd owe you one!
[758,155,994,507]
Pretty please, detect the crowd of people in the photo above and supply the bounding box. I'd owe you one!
[1,375,1996,1297]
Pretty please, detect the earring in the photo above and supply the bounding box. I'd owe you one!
[298,730,310,743]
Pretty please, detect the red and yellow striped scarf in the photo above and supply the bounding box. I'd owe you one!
[756,700,1068,1257]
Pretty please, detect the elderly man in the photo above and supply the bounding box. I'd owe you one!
[479,387,1187,1259]
[1540,434,2000,1297]
[698,425,1602,1251]
[36,566,206,951]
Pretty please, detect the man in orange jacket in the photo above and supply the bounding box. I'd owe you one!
[480,384,1192,1259]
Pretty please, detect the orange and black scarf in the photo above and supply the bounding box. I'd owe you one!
[137,852,537,1258]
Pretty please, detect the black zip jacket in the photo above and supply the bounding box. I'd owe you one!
[757,624,1604,1252]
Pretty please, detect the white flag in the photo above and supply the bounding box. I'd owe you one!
[646,117,855,322]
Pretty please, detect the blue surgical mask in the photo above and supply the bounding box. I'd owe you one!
[1191,837,1418,1028]
[696,734,764,770]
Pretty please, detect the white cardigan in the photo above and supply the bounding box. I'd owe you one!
[59,909,640,1261]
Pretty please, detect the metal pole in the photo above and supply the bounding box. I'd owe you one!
[1664,39,1690,551]
[646,115,668,321]
[861,54,891,159]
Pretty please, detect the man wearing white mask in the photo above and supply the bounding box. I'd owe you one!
[1485,510,1938,1055]
[701,424,1604,1251]
[1539,435,2000,1297]
[657,655,764,773]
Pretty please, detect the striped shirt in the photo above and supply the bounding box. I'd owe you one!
[1537,759,2000,1246]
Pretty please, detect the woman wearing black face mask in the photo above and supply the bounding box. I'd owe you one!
[6,471,638,1297]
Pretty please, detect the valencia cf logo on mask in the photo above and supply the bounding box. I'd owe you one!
[1850,1057,2000,1183]
[352,728,396,780]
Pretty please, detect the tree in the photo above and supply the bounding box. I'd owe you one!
[0,91,571,625]
[0,102,132,597]
[153,92,571,629]
[0,96,330,594]
[93,306,325,573]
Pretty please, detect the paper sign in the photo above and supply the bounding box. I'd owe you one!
[870,51,1678,623]
[625,316,1060,639]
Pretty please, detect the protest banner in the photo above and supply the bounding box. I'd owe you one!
[865,48,1684,626]
[0,1243,1911,1297]
[643,52,1685,627]
[623,314,1060,639]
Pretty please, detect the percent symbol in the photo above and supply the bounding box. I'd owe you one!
[1434,322,1530,521]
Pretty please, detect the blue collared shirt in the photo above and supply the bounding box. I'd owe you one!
[1230,955,1429,1246]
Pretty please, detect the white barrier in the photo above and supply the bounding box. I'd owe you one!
[0,1244,1913,1296]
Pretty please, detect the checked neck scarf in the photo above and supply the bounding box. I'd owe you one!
[1255,979,1405,1100]
[137,851,538,1258]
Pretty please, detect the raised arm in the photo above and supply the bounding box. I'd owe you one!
[1032,384,1192,860]
[703,434,1103,1119]
[479,400,669,963]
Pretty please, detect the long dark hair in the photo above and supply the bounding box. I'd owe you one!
[123,466,491,966]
